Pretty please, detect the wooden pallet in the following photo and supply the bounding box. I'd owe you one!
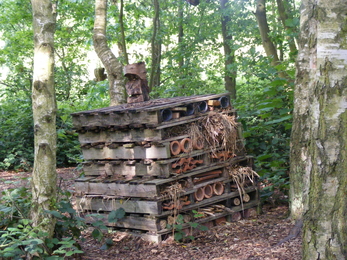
[76,183,258,216]
[75,157,253,198]
[81,200,259,243]
[71,93,231,130]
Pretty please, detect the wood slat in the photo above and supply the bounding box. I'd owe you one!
[76,196,161,215]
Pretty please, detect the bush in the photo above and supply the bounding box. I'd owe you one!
[235,72,293,202]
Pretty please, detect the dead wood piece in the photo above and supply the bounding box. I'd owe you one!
[242,193,251,203]
[159,219,167,230]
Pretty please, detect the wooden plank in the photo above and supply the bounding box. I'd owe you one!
[84,214,160,231]
[83,161,171,178]
[76,197,161,215]
[78,128,164,143]
[74,179,159,198]
[71,93,232,129]
[82,143,171,160]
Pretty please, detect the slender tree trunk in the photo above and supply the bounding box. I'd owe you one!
[220,0,236,100]
[117,0,129,65]
[291,0,347,258]
[149,0,161,91]
[178,2,184,69]
[30,0,57,238]
[275,0,297,60]
[254,0,280,67]
[93,0,126,106]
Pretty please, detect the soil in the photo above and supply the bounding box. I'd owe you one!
[0,169,302,260]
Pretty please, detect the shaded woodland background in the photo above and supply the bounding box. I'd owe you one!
[0,0,297,202]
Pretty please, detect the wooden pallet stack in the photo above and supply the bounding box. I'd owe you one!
[71,93,260,242]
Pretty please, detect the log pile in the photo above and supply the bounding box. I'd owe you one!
[71,92,260,243]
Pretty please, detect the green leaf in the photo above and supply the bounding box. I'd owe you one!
[108,208,125,223]
[174,232,183,241]
[198,225,208,231]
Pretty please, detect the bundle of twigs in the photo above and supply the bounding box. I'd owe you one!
[189,112,238,155]
[228,166,259,201]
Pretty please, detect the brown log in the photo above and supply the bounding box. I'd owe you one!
[231,211,242,222]
[124,62,150,103]
[242,193,251,203]
[124,62,147,80]
[243,207,257,219]
[232,197,241,206]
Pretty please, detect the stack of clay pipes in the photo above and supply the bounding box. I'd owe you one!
[169,137,204,156]
[193,170,225,201]
[171,157,204,174]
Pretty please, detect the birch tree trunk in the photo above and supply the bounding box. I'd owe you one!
[93,0,126,106]
[290,0,347,258]
[30,0,57,238]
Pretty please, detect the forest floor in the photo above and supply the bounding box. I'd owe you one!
[0,168,302,260]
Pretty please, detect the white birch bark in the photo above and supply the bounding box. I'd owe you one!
[31,0,57,238]
[291,0,347,258]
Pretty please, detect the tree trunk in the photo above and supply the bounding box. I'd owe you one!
[254,0,280,67]
[117,0,129,65]
[275,0,297,60]
[149,0,161,91]
[220,0,236,100]
[30,0,57,238]
[291,0,347,258]
[93,0,126,106]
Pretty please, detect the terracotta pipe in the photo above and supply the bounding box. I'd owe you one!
[170,140,181,155]
[193,174,217,184]
[193,138,204,150]
[203,184,213,199]
[213,182,225,196]
[180,138,192,153]
[194,187,205,201]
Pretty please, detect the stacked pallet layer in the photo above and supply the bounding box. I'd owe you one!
[72,93,260,242]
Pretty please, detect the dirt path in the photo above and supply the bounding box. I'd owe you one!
[0,169,302,260]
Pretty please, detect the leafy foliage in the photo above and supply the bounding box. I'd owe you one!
[0,179,125,258]
[167,211,208,242]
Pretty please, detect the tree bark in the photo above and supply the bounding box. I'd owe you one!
[93,0,126,106]
[291,0,347,258]
[254,0,280,67]
[149,0,161,91]
[30,0,57,238]
[220,0,236,100]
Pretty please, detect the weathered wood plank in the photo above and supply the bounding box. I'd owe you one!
[74,179,159,198]
[82,143,171,160]
[71,93,232,129]
[84,214,160,231]
[78,128,164,143]
[83,161,171,177]
[76,196,161,215]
